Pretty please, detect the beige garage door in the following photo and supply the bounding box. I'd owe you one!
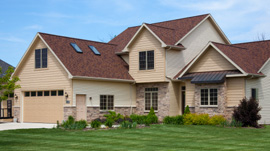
[23,90,64,123]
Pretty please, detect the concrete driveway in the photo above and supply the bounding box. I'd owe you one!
[0,122,56,131]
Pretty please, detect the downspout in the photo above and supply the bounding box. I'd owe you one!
[130,82,136,114]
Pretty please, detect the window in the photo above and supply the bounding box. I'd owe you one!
[201,89,218,106]
[31,91,36,97]
[51,91,57,96]
[25,92,30,97]
[145,88,158,110]
[139,50,154,70]
[251,88,258,100]
[58,90,64,96]
[35,48,47,68]
[70,43,83,53]
[9,93,14,98]
[37,91,43,97]
[89,45,100,55]
[100,95,114,111]
[44,91,50,96]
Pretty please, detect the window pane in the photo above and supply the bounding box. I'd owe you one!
[42,48,47,68]
[100,95,107,110]
[201,89,208,105]
[58,90,64,96]
[35,49,41,68]
[37,91,43,97]
[210,89,218,105]
[251,88,257,100]
[147,50,154,69]
[9,93,14,98]
[145,93,151,110]
[152,92,158,110]
[25,92,30,97]
[31,91,36,97]
[44,91,50,96]
[139,51,146,70]
[108,95,114,110]
[51,91,57,96]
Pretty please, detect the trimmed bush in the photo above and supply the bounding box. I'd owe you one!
[130,114,147,124]
[147,107,158,124]
[163,115,184,125]
[91,119,102,129]
[208,115,226,125]
[104,111,124,122]
[184,105,190,114]
[61,116,88,130]
[105,119,114,128]
[93,118,107,123]
[183,113,209,125]
[233,97,261,127]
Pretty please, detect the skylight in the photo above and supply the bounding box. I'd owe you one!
[70,43,83,53]
[88,45,100,55]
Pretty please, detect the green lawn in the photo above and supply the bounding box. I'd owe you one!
[0,125,270,151]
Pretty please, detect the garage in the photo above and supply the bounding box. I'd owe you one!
[23,90,64,123]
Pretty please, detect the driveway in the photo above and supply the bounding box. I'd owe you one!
[0,122,56,131]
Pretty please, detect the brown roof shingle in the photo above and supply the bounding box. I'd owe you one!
[109,14,209,52]
[39,33,134,80]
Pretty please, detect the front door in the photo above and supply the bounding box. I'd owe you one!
[76,95,86,120]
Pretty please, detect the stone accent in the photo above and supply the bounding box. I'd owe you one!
[189,107,195,113]
[135,83,170,121]
[64,106,76,121]
[13,107,20,122]
[225,107,235,120]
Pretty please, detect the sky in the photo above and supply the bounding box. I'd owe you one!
[1,0,270,67]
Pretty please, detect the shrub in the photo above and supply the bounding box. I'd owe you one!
[233,97,261,127]
[221,119,243,128]
[130,114,147,124]
[104,111,124,122]
[56,120,60,129]
[147,107,158,124]
[61,116,88,130]
[208,115,226,125]
[91,119,102,129]
[73,120,88,130]
[61,116,75,129]
[163,115,184,125]
[183,113,209,125]
[105,119,114,128]
[120,121,137,129]
[93,118,106,123]
[183,113,196,125]
[115,118,124,124]
[184,105,190,114]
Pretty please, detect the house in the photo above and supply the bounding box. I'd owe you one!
[13,13,262,124]
[0,59,14,122]
[175,41,270,124]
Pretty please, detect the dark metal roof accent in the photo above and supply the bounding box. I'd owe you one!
[178,70,241,84]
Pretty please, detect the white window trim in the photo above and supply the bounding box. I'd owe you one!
[139,50,154,70]
[100,94,114,111]
[144,88,158,112]
[200,88,218,107]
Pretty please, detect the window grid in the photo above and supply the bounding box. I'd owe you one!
[100,95,114,111]
[139,50,154,70]
[35,48,47,69]
[145,88,158,111]
[201,89,218,106]
[24,90,64,97]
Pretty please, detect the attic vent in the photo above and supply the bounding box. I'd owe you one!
[70,43,83,53]
[88,45,100,55]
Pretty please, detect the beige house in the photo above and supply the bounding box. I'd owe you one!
[11,13,270,124]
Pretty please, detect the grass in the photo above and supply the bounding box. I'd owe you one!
[0,125,270,151]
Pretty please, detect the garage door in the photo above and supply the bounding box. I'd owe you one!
[23,90,64,123]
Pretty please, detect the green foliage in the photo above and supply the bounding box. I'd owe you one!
[56,120,60,129]
[0,67,20,102]
[221,118,243,128]
[163,115,184,125]
[184,105,190,114]
[120,121,137,129]
[61,116,88,130]
[208,115,226,125]
[130,114,147,124]
[184,113,209,125]
[91,119,102,129]
[233,97,261,127]
[104,111,124,122]
[146,107,158,124]
[105,119,114,128]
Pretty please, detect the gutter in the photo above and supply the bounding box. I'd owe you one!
[163,45,186,50]
[72,76,135,83]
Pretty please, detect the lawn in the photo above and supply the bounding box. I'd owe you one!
[0,125,270,151]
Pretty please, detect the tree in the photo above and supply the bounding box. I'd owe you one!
[0,66,20,102]
[257,33,267,41]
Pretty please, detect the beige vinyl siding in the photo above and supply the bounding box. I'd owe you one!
[128,28,166,83]
[73,80,136,107]
[120,54,129,64]
[169,81,180,116]
[185,81,195,107]
[189,47,237,73]
[227,78,245,107]
[14,37,72,107]
[166,19,227,78]
[246,60,270,124]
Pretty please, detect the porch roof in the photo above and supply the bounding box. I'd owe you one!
[178,70,241,84]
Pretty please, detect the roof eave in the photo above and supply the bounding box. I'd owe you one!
[72,76,135,83]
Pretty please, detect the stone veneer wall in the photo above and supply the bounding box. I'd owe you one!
[63,106,76,121]
[13,107,20,122]
[135,83,170,121]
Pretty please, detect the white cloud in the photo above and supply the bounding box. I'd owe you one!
[0,36,26,43]
[24,25,43,30]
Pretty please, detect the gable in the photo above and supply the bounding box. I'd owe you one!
[189,46,237,73]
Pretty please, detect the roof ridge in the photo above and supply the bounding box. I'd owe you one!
[145,23,175,30]
[212,42,247,50]
[233,39,270,45]
[38,32,118,46]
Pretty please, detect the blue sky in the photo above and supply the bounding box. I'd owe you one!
[1,0,270,66]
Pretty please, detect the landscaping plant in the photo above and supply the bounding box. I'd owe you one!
[91,119,102,129]
[146,107,158,124]
[61,116,88,130]
[105,119,114,128]
[130,114,148,124]
[208,115,226,125]
[104,111,124,122]
[184,105,190,114]
[233,97,261,127]
[120,121,137,129]
[163,115,184,125]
